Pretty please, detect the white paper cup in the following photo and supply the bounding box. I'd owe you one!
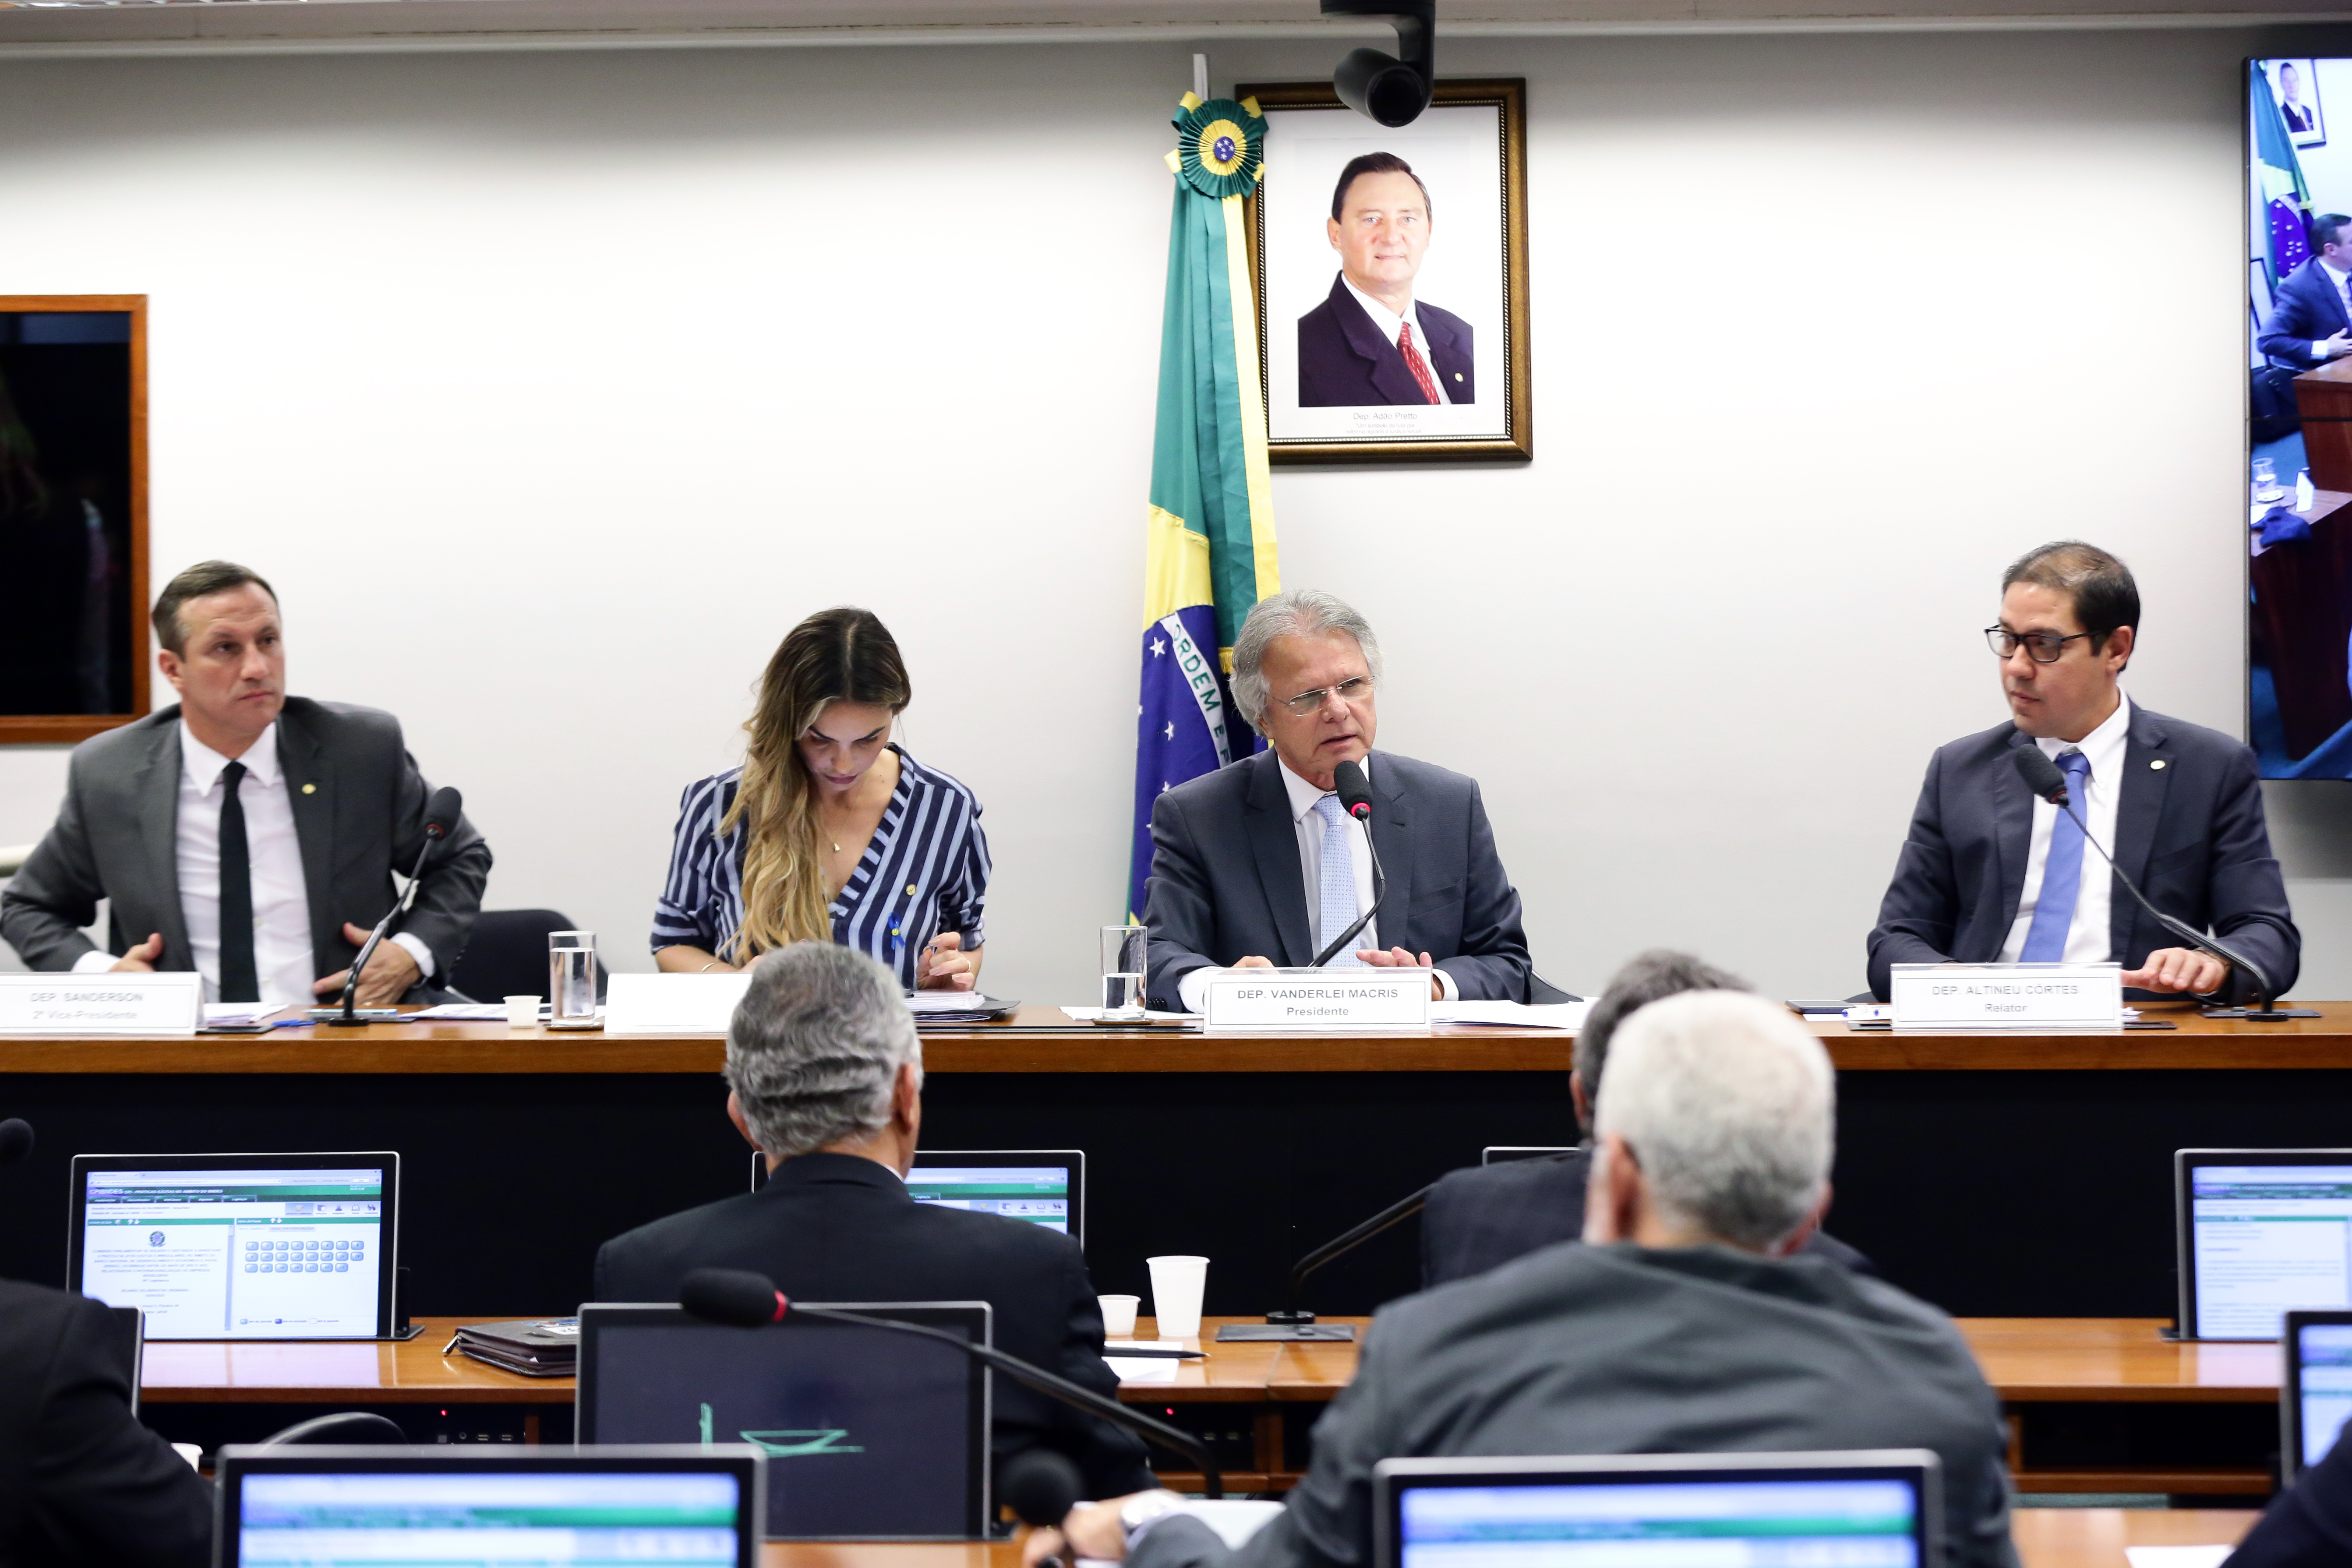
[504,995,540,1028]
[1097,1294,1140,1338]
[1145,1255,1208,1339]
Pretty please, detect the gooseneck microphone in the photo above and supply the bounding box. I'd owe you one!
[330,786,463,1028]
[0,1118,32,1168]
[1310,759,1389,967]
[676,1267,1223,1499]
[998,1450,1085,1530]
[1251,1180,1434,1335]
[2009,748,2309,1021]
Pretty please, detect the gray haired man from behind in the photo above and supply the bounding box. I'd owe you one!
[593,941,1152,1499]
[1032,990,2018,1568]
[1141,587,1535,1010]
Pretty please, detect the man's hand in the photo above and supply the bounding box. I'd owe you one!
[110,932,164,973]
[915,932,978,991]
[2324,331,2352,360]
[312,922,423,1007]
[1021,1497,1140,1568]
[1232,955,1275,969]
[2122,947,2230,996]
[1358,944,1443,999]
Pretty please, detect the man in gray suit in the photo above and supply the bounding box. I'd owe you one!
[1,560,489,1007]
[1028,991,2017,1568]
[1142,589,1531,1008]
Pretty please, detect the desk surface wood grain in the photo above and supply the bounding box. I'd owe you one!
[11,1000,2352,1073]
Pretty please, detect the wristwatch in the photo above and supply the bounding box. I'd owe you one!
[1119,1489,1187,1540]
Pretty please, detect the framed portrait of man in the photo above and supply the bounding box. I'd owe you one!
[1238,78,1529,464]
[2269,57,2327,148]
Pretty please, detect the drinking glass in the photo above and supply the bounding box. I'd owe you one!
[2254,457,2287,502]
[549,932,598,1029]
[1100,925,1147,1020]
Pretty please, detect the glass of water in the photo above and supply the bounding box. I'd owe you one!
[548,931,598,1029]
[2255,457,2286,501]
[1099,924,1148,1021]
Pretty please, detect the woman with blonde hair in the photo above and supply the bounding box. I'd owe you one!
[652,607,989,989]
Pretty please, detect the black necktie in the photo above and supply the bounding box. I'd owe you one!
[217,759,259,1003]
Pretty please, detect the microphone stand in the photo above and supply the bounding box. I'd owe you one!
[1218,1182,1436,1342]
[2038,768,2315,1022]
[327,830,441,1028]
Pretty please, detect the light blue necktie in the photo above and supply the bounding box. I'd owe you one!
[1312,795,1366,967]
[2020,749,2094,963]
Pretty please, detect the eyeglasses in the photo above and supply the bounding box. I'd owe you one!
[1984,627,2092,664]
[1272,676,1374,716]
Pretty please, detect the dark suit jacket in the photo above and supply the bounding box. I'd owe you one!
[1142,749,1532,1007]
[1128,1243,2017,1568]
[1866,706,2298,1007]
[0,698,491,993]
[2258,258,2352,370]
[2227,1425,2352,1565]
[1420,1149,1874,1288]
[1297,274,1473,407]
[0,1278,212,1568]
[593,1153,1153,1501]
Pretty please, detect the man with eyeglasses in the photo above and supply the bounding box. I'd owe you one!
[1867,541,2297,1004]
[1141,589,1533,1010]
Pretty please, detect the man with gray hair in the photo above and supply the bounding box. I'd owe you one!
[594,943,1152,1499]
[1031,990,2016,1568]
[1143,588,1532,1009]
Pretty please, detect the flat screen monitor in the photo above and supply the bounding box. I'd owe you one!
[2285,1309,2352,1480]
[1373,1451,1941,1568]
[2176,1149,2352,1339]
[749,1149,1085,1246]
[212,1444,761,1568]
[68,1152,398,1340]
[577,1301,989,1540]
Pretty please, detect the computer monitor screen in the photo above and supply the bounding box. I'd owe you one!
[217,1450,757,1568]
[2179,1153,2352,1338]
[69,1153,397,1339]
[749,1149,1085,1246]
[577,1303,989,1540]
[2287,1312,2352,1479]
[1382,1461,1932,1568]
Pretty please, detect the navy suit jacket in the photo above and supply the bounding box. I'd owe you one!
[1866,705,2299,1005]
[2226,1421,2352,1565]
[2258,258,2352,370]
[1297,274,1474,407]
[1142,749,1532,1007]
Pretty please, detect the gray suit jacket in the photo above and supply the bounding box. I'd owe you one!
[1866,705,2298,1005]
[1142,749,1532,1007]
[0,698,491,992]
[1130,1243,2017,1568]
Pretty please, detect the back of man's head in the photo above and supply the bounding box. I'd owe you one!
[1573,950,1749,1132]
[724,942,921,1160]
[1593,991,1835,1251]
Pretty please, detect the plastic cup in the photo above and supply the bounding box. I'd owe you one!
[1098,1294,1140,1338]
[1145,1255,1208,1339]
[504,995,540,1028]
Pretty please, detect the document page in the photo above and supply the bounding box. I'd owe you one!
[2191,1165,2352,1338]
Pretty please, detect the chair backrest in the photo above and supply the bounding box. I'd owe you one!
[447,909,582,1003]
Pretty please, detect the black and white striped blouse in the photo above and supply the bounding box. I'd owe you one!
[651,746,991,989]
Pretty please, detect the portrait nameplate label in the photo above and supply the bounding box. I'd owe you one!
[1887,963,2123,1030]
[0,972,202,1035]
[1203,968,1430,1031]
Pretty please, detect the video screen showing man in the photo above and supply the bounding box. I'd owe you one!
[1297,153,1474,408]
[2258,212,2352,372]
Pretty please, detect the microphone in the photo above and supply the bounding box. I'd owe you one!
[1236,1181,1431,1340]
[0,1118,32,1168]
[2008,748,2310,1021]
[1310,759,1391,967]
[328,786,463,1028]
[676,1267,1222,1498]
[999,1450,1084,1530]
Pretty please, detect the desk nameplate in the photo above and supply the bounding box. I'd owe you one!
[0,972,203,1035]
[1888,963,2122,1030]
[602,972,749,1036]
[1202,969,1430,1031]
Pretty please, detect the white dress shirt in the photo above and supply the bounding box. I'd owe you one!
[1340,276,1453,404]
[1177,754,1458,1012]
[1998,694,2132,965]
[72,721,434,1003]
[2312,260,2352,359]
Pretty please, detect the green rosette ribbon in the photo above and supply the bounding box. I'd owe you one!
[1170,95,1266,199]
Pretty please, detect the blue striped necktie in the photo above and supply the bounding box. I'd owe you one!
[1311,795,1365,967]
[2020,749,2094,963]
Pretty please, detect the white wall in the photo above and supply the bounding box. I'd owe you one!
[4,26,2350,1001]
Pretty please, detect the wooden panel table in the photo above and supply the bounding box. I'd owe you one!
[11,1003,2352,1325]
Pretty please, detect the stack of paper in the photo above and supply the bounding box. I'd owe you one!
[1430,999,1592,1030]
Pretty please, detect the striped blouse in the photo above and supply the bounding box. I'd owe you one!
[651,747,991,989]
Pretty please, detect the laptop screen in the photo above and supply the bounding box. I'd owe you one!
[71,1156,395,1339]
[2294,1317,2352,1475]
[906,1163,1074,1233]
[2183,1159,2352,1338]
[1394,1477,1925,1568]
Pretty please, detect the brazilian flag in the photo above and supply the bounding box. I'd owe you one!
[2254,60,2314,287]
[1128,93,1283,919]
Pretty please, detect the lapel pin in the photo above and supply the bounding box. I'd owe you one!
[302,782,317,794]
[2150,760,2166,771]
[1453,372,1463,381]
